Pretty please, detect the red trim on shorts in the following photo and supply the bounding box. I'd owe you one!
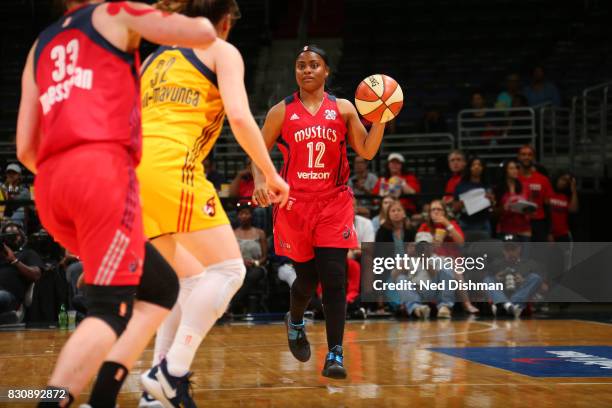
[186,191,195,231]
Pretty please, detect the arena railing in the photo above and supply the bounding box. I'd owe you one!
[457,107,536,161]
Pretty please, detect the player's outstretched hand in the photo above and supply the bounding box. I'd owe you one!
[252,181,271,208]
[265,173,290,209]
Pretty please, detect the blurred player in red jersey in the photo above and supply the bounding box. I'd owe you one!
[16,1,217,406]
[252,45,387,379]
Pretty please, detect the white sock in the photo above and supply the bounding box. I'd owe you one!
[165,259,245,377]
[153,272,204,366]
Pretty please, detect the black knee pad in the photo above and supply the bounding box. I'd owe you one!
[292,258,318,297]
[83,285,136,337]
[136,242,179,310]
[314,248,348,303]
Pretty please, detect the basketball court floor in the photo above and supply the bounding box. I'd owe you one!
[2,318,612,407]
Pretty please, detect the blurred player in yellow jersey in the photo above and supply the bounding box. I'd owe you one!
[136,1,288,406]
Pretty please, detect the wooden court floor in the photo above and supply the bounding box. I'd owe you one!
[1,319,612,407]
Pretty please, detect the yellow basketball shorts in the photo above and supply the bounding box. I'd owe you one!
[137,137,229,239]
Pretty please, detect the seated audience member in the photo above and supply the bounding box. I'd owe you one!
[203,157,225,191]
[495,159,533,241]
[483,236,543,318]
[463,90,498,140]
[417,107,448,133]
[372,194,396,233]
[393,232,455,319]
[523,65,560,107]
[444,150,466,202]
[229,161,255,202]
[418,200,480,314]
[353,199,375,257]
[232,204,268,314]
[375,199,416,250]
[0,222,43,323]
[1,163,31,226]
[550,172,578,242]
[453,157,494,237]
[517,145,553,241]
[372,153,421,215]
[349,156,378,216]
[496,73,521,109]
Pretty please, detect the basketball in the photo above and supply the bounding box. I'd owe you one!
[354,74,404,123]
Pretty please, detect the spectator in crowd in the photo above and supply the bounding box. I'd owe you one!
[232,160,268,229]
[229,160,255,203]
[453,157,494,237]
[418,199,464,246]
[550,172,579,242]
[1,163,31,226]
[372,194,396,233]
[483,236,543,318]
[203,157,225,191]
[353,199,375,258]
[0,222,43,323]
[417,200,480,314]
[495,159,533,241]
[417,107,448,133]
[523,65,560,107]
[517,145,553,241]
[393,232,455,319]
[496,73,521,109]
[231,204,268,314]
[464,91,498,140]
[375,199,416,252]
[372,153,421,214]
[59,249,86,316]
[444,150,466,199]
[349,156,378,216]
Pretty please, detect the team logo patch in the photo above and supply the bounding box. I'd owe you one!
[278,237,291,250]
[204,196,216,217]
[430,346,612,377]
[290,113,300,121]
[343,225,352,240]
[325,109,337,120]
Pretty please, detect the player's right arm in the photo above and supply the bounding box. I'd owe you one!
[94,2,216,52]
[215,41,288,208]
[16,44,40,174]
[252,102,284,207]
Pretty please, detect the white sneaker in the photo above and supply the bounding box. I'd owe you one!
[437,305,452,319]
[512,305,523,319]
[413,305,431,319]
[138,391,164,408]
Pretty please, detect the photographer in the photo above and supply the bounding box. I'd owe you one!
[1,163,31,226]
[483,235,543,318]
[0,222,43,322]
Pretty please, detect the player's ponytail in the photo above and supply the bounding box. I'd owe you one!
[156,0,240,25]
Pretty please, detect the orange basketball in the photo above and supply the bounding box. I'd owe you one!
[354,74,404,123]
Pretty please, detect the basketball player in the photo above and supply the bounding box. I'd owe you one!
[16,1,217,406]
[135,1,289,406]
[252,46,388,379]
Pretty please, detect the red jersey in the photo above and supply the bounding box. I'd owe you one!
[34,4,141,168]
[279,93,349,194]
[550,192,570,237]
[518,170,552,220]
[497,191,531,235]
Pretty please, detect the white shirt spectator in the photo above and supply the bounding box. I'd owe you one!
[354,215,375,246]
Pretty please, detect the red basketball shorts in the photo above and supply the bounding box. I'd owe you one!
[273,186,358,262]
[35,144,145,286]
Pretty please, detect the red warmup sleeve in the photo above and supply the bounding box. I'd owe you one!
[346,258,360,303]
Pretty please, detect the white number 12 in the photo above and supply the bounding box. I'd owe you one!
[306,142,325,168]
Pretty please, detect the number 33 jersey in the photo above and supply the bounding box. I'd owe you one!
[279,92,350,194]
[34,4,141,167]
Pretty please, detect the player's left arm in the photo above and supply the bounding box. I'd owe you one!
[338,98,385,160]
[16,44,41,174]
